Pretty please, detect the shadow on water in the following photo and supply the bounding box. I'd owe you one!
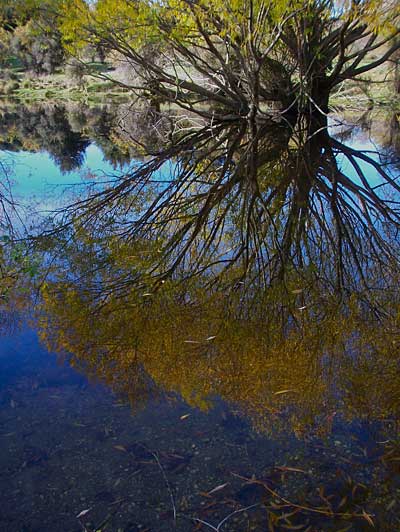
[0,104,400,531]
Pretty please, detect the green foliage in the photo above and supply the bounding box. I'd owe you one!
[11,20,64,74]
[0,0,65,74]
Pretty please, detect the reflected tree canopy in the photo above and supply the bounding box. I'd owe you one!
[0,102,151,171]
[50,111,400,303]
[39,262,400,437]
[36,116,400,436]
[34,106,400,436]
[1,100,399,437]
[0,103,90,172]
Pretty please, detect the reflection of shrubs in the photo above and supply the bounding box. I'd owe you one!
[0,104,91,171]
[0,102,134,169]
[68,107,88,131]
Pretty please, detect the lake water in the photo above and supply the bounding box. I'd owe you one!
[0,103,399,532]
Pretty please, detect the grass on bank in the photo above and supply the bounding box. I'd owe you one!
[0,58,399,109]
[0,63,131,104]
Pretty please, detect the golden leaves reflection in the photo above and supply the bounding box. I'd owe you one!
[38,282,400,437]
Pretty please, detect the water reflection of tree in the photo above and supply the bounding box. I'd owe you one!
[33,113,400,530]
[382,113,400,170]
[0,156,33,300]
[0,102,140,171]
[55,115,400,301]
[35,114,400,433]
[0,103,90,172]
[38,270,400,437]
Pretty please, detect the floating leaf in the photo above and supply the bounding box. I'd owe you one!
[207,482,229,495]
[274,389,296,395]
[276,466,307,474]
[114,445,128,452]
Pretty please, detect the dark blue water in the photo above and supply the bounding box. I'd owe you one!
[2,325,397,532]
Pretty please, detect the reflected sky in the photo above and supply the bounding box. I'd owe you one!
[3,144,122,194]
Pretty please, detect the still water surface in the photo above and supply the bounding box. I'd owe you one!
[0,103,399,531]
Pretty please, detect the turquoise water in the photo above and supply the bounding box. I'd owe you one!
[1,144,126,213]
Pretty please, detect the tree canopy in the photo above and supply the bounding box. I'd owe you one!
[59,0,400,116]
